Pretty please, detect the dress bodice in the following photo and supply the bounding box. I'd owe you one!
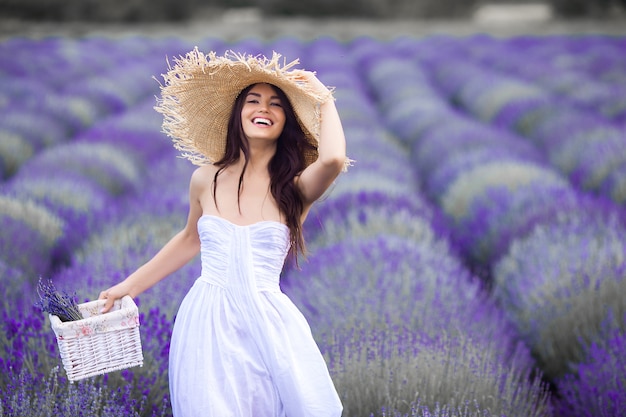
[197,215,290,292]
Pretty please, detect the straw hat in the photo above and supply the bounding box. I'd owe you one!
[155,48,335,167]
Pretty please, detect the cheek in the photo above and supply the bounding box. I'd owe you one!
[276,109,286,125]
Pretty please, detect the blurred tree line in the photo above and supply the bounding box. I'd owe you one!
[0,0,624,21]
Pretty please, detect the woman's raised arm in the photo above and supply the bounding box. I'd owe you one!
[295,71,347,206]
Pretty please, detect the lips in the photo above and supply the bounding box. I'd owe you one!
[252,117,273,126]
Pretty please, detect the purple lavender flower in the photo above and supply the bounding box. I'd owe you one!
[33,278,82,323]
[555,320,626,417]
[412,117,544,181]
[601,160,626,204]
[0,128,34,178]
[493,213,626,379]
[3,172,114,254]
[19,141,144,196]
[0,194,64,276]
[71,96,173,165]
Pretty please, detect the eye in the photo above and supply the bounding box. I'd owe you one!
[270,101,282,107]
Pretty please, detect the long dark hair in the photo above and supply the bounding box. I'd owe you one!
[212,83,317,262]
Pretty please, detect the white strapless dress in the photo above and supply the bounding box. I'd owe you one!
[168,215,342,416]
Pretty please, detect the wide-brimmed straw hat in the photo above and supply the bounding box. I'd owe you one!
[155,48,335,167]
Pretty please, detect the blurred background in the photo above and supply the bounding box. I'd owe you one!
[1,0,624,23]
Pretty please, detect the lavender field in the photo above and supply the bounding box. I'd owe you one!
[1,33,625,416]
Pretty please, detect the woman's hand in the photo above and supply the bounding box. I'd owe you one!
[98,281,132,314]
[293,70,333,102]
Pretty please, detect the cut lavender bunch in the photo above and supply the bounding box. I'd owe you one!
[34,278,83,322]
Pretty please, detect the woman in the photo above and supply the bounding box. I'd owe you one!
[99,49,349,416]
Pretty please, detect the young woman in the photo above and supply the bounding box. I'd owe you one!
[99,49,348,416]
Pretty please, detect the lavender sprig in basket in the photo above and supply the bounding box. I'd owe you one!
[35,279,143,382]
[35,278,83,322]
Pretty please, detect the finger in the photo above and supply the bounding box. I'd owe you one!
[292,70,308,81]
[98,290,108,300]
[294,70,316,81]
[100,296,115,314]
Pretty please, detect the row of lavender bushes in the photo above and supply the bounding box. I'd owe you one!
[0,36,198,415]
[351,35,626,415]
[0,33,623,416]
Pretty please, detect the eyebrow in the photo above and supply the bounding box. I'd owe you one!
[246,92,281,100]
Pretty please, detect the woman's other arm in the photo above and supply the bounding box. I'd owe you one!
[99,167,206,312]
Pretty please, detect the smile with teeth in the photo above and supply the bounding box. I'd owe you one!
[253,117,273,126]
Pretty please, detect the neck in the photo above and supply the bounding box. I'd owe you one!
[240,139,277,173]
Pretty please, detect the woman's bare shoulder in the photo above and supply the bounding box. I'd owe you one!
[192,164,219,179]
[190,164,219,190]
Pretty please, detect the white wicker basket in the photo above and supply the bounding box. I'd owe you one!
[49,295,143,382]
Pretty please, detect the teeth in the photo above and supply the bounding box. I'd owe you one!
[253,118,272,126]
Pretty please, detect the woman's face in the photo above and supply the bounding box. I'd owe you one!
[241,83,286,142]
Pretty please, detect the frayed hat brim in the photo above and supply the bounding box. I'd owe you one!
[155,48,334,166]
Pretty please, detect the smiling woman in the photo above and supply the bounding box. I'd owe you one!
[98,49,349,417]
